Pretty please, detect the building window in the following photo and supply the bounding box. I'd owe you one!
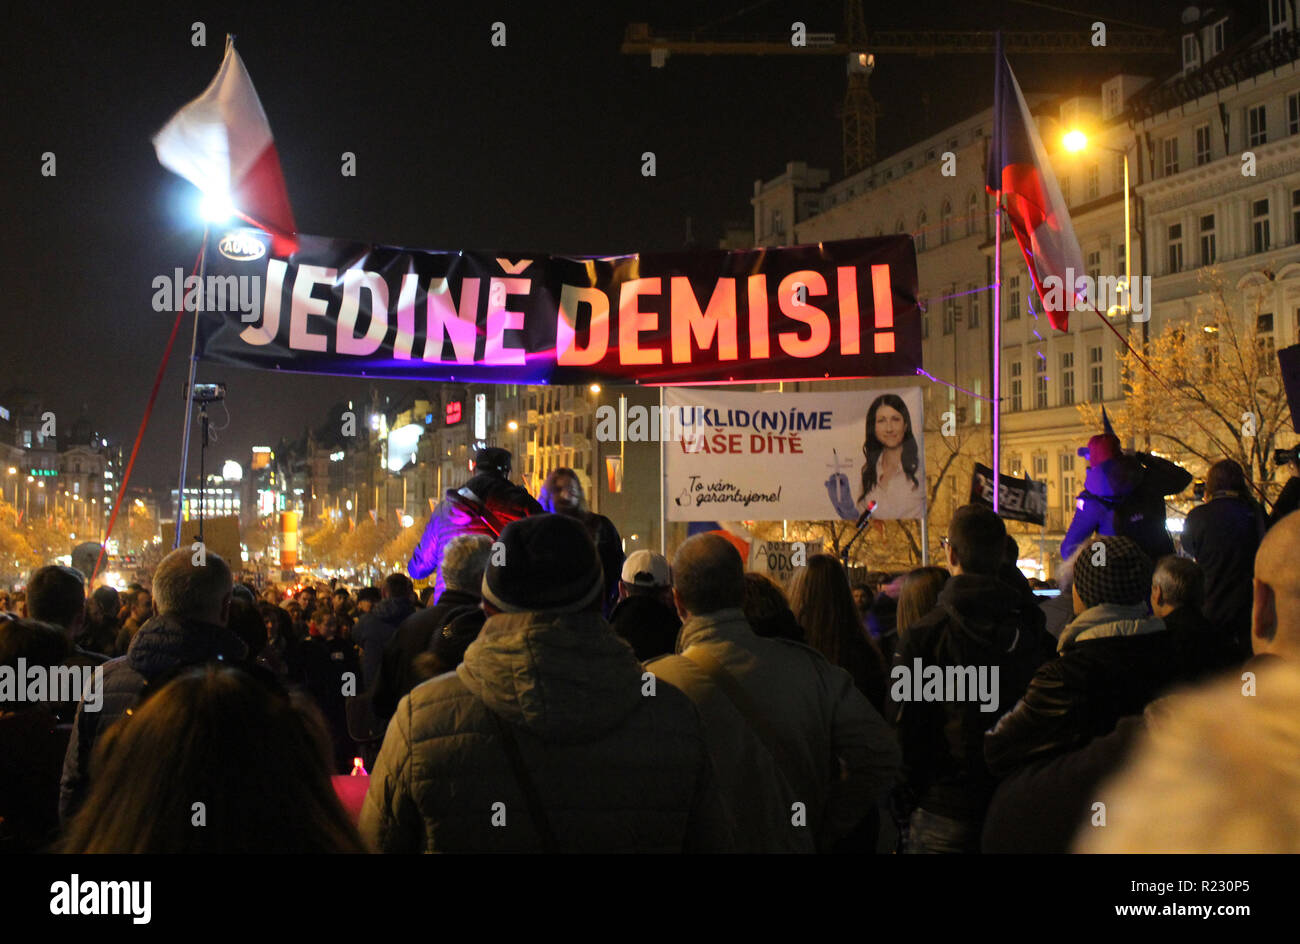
[1087,250,1101,283]
[1168,223,1184,273]
[1291,93,1300,136]
[940,199,953,244]
[1195,123,1212,165]
[1106,86,1120,117]
[1182,33,1198,70]
[1114,152,1125,192]
[1060,453,1077,512]
[1253,198,1271,253]
[1116,242,1125,272]
[943,291,957,334]
[974,378,983,425]
[1009,453,1023,476]
[895,217,905,234]
[916,210,927,251]
[1258,313,1276,371]
[1088,345,1105,401]
[1163,136,1179,176]
[1010,361,1023,412]
[769,208,784,237]
[1200,214,1216,264]
[968,283,980,329]
[1249,105,1267,147]
[1061,351,1075,405]
[1033,454,1049,480]
[1034,356,1048,409]
[1270,0,1289,31]
[1087,164,1099,201]
[1008,275,1021,320]
[1293,190,1300,243]
[1212,19,1225,55]
[967,191,979,236]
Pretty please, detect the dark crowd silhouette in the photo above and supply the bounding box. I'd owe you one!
[3,445,1300,853]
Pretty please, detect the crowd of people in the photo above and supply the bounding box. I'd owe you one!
[2,443,1300,853]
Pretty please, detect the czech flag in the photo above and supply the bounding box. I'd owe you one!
[153,36,298,256]
[986,34,1085,332]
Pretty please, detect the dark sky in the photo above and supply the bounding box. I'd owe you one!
[1,0,1179,490]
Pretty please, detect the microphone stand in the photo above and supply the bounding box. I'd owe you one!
[840,510,875,567]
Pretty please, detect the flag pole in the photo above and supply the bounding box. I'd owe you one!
[993,192,1002,517]
[173,225,209,549]
[991,31,1003,517]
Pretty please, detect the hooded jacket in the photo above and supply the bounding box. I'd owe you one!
[371,588,481,721]
[59,612,249,823]
[1060,453,1191,562]
[647,608,898,852]
[984,603,1184,776]
[350,596,417,692]
[408,473,543,598]
[359,609,733,853]
[887,573,1056,822]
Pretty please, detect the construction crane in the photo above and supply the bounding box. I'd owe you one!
[622,3,1169,176]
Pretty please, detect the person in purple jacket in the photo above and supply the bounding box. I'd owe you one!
[409,447,543,601]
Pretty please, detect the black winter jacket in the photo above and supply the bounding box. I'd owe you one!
[888,573,1056,821]
[984,603,1185,777]
[59,613,249,822]
[371,588,481,721]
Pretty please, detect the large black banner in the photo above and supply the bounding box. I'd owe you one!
[970,463,1047,525]
[192,230,921,384]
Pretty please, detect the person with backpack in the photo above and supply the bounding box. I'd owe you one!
[1060,415,1191,563]
[408,447,543,601]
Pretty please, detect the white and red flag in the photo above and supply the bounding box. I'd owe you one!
[986,38,1085,332]
[153,36,298,255]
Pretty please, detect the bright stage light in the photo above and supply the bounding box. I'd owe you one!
[1062,130,1088,153]
[199,191,236,223]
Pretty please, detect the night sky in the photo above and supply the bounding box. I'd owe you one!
[1,0,1177,491]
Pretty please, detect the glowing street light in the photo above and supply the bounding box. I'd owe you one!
[1062,129,1089,153]
[199,190,236,223]
[589,384,601,394]
[507,420,519,431]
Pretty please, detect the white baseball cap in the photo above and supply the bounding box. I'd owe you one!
[620,550,672,588]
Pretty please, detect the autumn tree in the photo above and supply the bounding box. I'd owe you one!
[1084,268,1297,510]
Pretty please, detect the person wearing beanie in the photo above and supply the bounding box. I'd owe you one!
[985,536,1189,778]
[539,467,625,617]
[361,514,733,853]
[1060,424,1191,563]
[408,446,543,601]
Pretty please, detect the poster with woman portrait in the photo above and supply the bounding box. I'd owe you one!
[663,386,926,522]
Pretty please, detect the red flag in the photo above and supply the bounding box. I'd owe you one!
[152,36,298,255]
[987,39,1085,332]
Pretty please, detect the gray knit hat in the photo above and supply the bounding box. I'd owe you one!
[1073,535,1153,610]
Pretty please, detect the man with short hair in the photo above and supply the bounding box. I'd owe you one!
[608,550,680,661]
[1183,458,1268,658]
[888,505,1056,853]
[1150,555,1239,682]
[409,447,543,600]
[351,573,417,692]
[355,586,380,614]
[372,535,494,721]
[362,514,733,852]
[59,547,246,822]
[27,566,105,671]
[648,534,898,853]
[1249,508,1300,667]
